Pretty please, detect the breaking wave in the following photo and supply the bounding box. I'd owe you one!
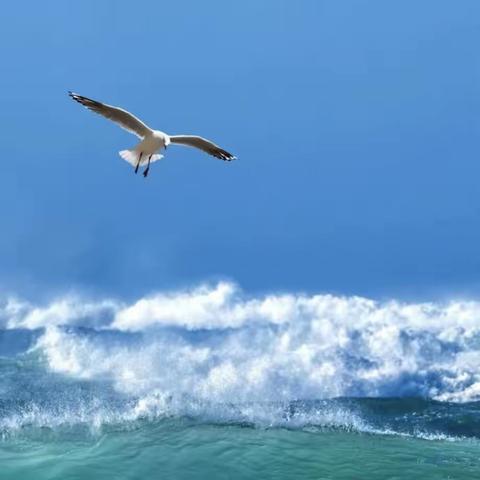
[1,282,480,438]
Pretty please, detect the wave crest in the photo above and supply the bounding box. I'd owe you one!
[1,282,480,404]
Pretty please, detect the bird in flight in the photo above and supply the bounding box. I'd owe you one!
[69,92,236,177]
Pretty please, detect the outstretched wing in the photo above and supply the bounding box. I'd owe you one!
[170,135,236,161]
[69,92,153,138]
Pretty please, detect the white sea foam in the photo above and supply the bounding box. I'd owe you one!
[0,295,119,330]
[1,282,480,404]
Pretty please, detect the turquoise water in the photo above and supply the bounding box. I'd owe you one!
[2,286,480,478]
[1,417,479,479]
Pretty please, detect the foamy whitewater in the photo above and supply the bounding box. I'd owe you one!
[4,282,480,404]
[1,282,480,479]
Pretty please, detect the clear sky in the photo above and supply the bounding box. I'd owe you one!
[0,0,479,300]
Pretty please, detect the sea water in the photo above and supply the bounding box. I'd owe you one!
[1,282,479,479]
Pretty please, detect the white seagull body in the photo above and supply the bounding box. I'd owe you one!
[69,92,236,177]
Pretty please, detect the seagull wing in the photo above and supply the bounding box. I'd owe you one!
[169,135,236,161]
[69,92,153,138]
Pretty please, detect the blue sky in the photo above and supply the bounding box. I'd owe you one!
[0,0,479,300]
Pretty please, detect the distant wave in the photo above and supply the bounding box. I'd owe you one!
[1,281,480,406]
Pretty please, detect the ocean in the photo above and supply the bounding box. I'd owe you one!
[1,282,479,479]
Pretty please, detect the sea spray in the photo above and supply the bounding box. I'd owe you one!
[1,282,480,437]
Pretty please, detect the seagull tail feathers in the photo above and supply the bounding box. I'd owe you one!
[119,150,163,166]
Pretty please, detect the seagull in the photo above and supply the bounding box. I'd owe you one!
[69,92,236,177]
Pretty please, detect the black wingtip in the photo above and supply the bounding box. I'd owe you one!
[217,149,236,161]
[68,92,103,109]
